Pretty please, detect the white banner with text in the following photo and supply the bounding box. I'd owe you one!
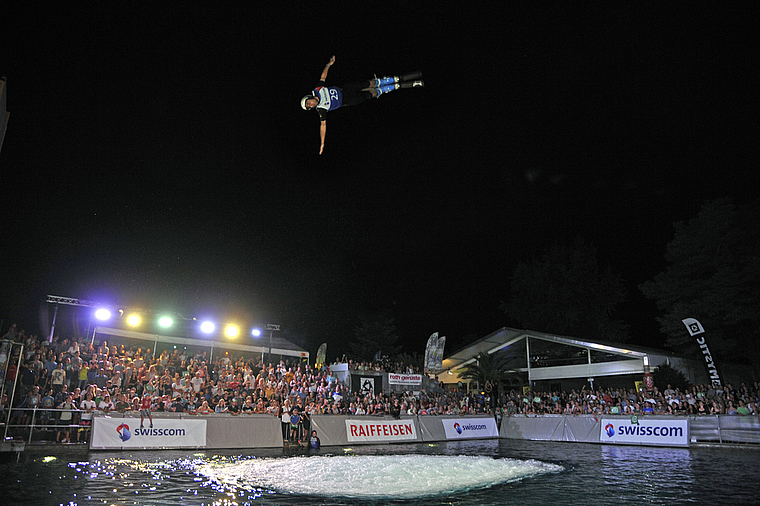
[442,417,499,439]
[345,419,418,443]
[92,417,207,449]
[388,373,423,386]
[600,418,689,447]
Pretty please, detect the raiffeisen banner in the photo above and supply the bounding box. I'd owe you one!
[442,418,499,439]
[600,418,689,447]
[345,419,418,442]
[388,373,423,386]
[91,417,207,449]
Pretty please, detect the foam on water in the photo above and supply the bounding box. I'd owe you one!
[197,454,563,499]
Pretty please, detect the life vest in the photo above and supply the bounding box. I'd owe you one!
[313,86,343,111]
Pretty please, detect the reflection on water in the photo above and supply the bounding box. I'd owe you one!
[1,440,759,505]
[600,446,694,503]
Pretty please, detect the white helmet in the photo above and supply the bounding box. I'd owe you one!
[301,95,316,110]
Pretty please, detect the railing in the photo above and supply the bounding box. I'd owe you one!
[501,413,760,445]
[1,406,93,444]
[2,407,760,449]
[690,414,760,444]
[1,407,309,447]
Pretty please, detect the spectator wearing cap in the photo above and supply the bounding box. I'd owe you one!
[94,368,109,388]
[98,394,114,412]
[289,407,301,441]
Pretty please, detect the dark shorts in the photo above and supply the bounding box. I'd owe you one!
[339,81,374,107]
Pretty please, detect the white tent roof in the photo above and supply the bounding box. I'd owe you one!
[440,327,678,383]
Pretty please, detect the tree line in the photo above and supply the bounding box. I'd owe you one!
[346,197,760,378]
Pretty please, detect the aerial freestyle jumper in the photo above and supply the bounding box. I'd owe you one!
[301,55,424,154]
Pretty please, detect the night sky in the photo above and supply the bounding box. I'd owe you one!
[1,5,755,357]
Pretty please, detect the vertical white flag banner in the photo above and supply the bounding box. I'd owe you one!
[315,343,327,368]
[432,335,446,371]
[682,318,721,388]
[682,318,705,336]
[424,332,438,373]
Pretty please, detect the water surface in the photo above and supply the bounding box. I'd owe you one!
[1,440,758,505]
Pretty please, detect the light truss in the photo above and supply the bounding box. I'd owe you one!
[46,295,99,307]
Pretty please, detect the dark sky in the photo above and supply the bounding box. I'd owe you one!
[1,5,755,357]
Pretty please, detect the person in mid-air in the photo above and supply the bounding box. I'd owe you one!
[301,55,424,154]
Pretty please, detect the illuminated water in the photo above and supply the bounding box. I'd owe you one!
[2,439,759,505]
[198,454,561,500]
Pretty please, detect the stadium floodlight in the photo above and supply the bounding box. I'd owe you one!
[94,308,112,321]
[127,314,141,326]
[225,325,239,338]
[158,316,173,328]
[251,328,261,337]
[200,321,216,334]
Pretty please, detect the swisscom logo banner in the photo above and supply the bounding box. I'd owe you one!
[600,418,689,447]
[91,418,207,449]
[442,417,499,439]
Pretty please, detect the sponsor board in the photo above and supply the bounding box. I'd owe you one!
[358,376,377,394]
[388,373,423,386]
[91,417,207,449]
[600,418,689,447]
[345,419,418,442]
[441,417,499,439]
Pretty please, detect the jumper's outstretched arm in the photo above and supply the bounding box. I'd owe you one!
[318,55,335,154]
[319,120,327,155]
[320,55,336,82]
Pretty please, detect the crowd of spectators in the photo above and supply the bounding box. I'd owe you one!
[1,323,759,445]
[496,382,760,418]
[0,326,432,443]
